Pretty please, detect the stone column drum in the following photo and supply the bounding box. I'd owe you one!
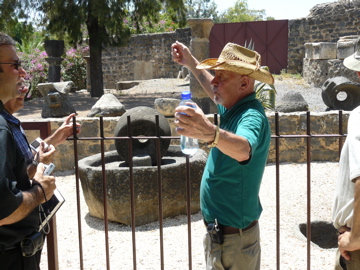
[187,19,216,114]
[44,39,65,82]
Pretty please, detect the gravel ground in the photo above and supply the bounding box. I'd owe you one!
[40,161,339,270]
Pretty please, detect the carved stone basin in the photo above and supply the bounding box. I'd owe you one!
[78,146,207,226]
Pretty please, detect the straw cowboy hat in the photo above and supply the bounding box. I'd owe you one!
[196,42,274,85]
[343,37,360,72]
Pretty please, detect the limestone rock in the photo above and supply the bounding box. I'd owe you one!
[87,93,126,117]
[154,98,180,117]
[276,91,309,112]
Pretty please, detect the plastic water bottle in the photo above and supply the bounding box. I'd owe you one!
[179,91,199,156]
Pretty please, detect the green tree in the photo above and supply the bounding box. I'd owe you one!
[185,0,219,21]
[9,0,186,97]
[218,0,267,23]
[124,12,182,34]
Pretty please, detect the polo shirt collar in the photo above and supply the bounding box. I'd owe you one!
[223,92,256,118]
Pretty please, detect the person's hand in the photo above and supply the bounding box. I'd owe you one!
[33,163,56,203]
[338,231,360,261]
[36,141,56,164]
[174,104,216,143]
[171,41,195,67]
[46,113,81,147]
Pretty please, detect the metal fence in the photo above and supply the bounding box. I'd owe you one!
[23,110,346,270]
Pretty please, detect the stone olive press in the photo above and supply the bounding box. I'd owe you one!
[321,76,360,111]
[78,106,207,226]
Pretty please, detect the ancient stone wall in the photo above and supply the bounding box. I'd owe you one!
[99,1,360,87]
[288,1,360,74]
[24,111,349,171]
[101,28,191,89]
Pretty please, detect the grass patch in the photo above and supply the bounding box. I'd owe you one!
[273,69,306,85]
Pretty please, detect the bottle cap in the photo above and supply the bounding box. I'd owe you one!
[181,91,192,100]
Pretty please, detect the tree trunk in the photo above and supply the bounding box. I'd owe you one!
[87,12,104,97]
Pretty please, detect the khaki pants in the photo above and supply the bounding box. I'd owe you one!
[335,248,360,270]
[203,223,260,270]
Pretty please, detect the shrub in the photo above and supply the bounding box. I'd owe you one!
[19,49,48,99]
[61,47,87,91]
[19,46,87,99]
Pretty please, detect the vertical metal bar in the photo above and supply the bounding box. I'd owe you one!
[186,155,192,270]
[72,117,84,270]
[155,116,165,270]
[127,116,137,270]
[339,110,344,156]
[99,117,110,270]
[42,121,59,270]
[306,111,312,270]
[275,112,280,270]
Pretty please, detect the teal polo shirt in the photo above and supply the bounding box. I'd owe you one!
[200,92,270,229]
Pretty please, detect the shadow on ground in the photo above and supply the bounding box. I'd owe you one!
[299,221,338,249]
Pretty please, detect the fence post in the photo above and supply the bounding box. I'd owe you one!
[22,121,58,270]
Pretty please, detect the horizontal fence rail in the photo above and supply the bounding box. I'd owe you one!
[23,110,347,270]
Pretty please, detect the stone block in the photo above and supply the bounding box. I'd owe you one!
[133,60,155,80]
[337,36,358,59]
[37,81,76,118]
[115,81,140,91]
[304,43,314,59]
[304,42,336,60]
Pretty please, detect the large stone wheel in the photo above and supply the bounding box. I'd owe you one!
[332,85,360,111]
[114,106,171,165]
[321,76,360,110]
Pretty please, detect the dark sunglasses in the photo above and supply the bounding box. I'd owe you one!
[0,60,22,70]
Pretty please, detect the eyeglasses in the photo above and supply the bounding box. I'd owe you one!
[0,60,22,70]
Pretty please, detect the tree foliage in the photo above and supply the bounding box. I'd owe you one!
[185,0,219,21]
[6,0,187,97]
[218,0,268,23]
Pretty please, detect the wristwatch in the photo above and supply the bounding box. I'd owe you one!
[207,125,220,148]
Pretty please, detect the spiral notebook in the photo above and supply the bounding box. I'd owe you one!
[38,189,65,232]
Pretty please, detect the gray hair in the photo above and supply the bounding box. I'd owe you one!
[0,32,16,46]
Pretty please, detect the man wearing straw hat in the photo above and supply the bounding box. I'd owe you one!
[172,41,273,269]
[333,37,360,270]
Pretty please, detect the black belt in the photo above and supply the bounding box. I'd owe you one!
[204,220,258,234]
[222,220,258,235]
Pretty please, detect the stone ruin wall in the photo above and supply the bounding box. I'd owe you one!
[101,28,191,89]
[101,1,360,89]
[287,1,360,75]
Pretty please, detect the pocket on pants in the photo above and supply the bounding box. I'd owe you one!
[241,240,260,257]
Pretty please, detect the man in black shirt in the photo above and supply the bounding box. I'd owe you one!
[0,32,56,270]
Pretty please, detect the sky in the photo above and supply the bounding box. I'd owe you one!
[213,0,338,20]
